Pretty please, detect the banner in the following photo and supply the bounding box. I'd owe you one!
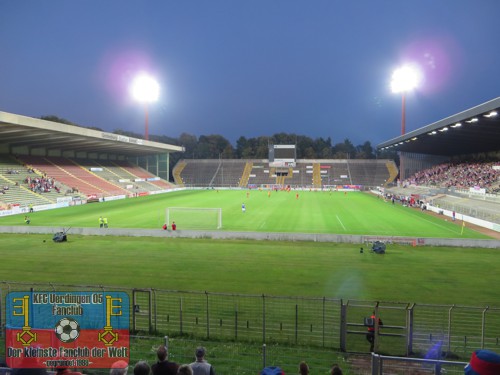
[6,291,130,369]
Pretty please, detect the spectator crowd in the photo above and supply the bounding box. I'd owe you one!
[404,161,499,193]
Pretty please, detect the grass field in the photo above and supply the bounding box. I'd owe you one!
[1,234,499,306]
[0,190,490,238]
[0,190,498,305]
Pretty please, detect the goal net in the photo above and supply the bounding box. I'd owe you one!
[166,207,222,230]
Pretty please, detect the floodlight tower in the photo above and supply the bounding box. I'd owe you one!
[391,65,420,135]
[390,65,420,182]
[130,74,160,140]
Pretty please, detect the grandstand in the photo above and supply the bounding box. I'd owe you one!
[173,158,397,188]
[0,111,183,209]
[377,97,500,227]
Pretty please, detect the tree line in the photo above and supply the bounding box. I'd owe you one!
[41,115,397,165]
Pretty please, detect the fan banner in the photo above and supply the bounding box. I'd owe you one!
[5,291,130,369]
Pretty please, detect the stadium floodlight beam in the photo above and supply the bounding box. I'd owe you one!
[130,74,160,140]
[391,65,421,135]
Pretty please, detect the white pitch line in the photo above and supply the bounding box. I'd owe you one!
[336,215,346,231]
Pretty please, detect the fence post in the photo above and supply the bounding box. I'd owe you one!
[262,343,266,369]
[407,303,414,356]
[371,353,380,375]
[340,300,347,352]
[262,294,266,344]
[164,336,169,349]
[447,305,454,354]
[180,297,183,335]
[295,304,298,344]
[235,303,238,340]
[206,291,210,339]
[149,289,153,334]
[322,297,325,348]
[481,306,489,349]
[374,302,380,353]
[153,290,157,334]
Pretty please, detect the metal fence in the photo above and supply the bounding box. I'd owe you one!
[2,282,500,373]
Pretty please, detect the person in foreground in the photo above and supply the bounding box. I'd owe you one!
[190,347,215,375]
[134,361,150,375]
[152,345,179,375]
[464,349,500,374]
[330,364,343,375]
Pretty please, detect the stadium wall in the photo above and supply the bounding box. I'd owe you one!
[0,225,499,248]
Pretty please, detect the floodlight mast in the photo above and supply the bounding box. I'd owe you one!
[391,65,420,135]
[390,64,420,182]
[130,74,160,140]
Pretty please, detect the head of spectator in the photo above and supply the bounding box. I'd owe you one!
[298,361,309,375]
[176,365,192,375]
[331,364,343,375]
[111,360,129,375]
[134,361,150,375]
[195,347,206,361]
[157,345,168,362]
[464,349,500,374]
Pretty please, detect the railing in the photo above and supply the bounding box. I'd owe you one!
[370,353,468,375]
[2,282,500,362]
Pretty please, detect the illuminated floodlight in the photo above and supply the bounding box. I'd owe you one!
[411,137,418,141]
[466,118,478,123]
[130,74,160,103]
[130,73,160,140]
[483,111,498,118]
[390,65,422,93]
[439,127,448,132]
[451,123,462,128]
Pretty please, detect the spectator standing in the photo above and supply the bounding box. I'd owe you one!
[176,365,192,375]
[366,311,383,352]
[110,360,129,375]
[151,345,179,375]
[134,361,150,375]
[330,364,343,375]
[298,361,309,375]
[190,347,215,375]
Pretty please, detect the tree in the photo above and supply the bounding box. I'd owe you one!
[332,139,356,159]
[355,141,375,159]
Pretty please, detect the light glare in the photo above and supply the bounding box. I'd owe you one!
[130,74,160,103]
[391,65,421,93]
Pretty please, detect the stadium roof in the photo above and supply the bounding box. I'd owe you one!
[0,111,184,157]
[377,97,500,156]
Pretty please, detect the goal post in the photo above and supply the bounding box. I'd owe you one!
[166,207,222,230]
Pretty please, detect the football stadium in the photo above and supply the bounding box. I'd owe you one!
[1,97,500,375]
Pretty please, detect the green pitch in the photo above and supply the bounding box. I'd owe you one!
[0,234,499,306]
[0,190,489,238]
[0,190,498,306]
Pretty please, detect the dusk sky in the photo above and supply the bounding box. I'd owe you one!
[1,1,499,147]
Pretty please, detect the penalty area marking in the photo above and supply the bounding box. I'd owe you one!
[336,215,346,231]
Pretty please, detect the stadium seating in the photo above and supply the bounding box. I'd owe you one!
[0,154,66,209]
[0,155,174,208]
[174,158,396,188]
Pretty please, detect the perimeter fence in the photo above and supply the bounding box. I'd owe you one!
[1,281,500,373]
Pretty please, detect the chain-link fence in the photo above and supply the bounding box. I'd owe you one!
[2,282,500,374]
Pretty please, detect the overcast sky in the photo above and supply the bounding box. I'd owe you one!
[1,1,499,147]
